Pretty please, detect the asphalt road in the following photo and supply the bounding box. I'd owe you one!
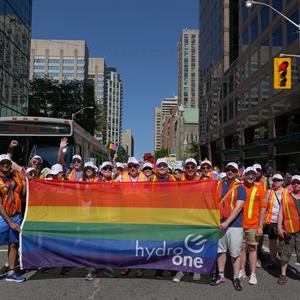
[0,245,299,300]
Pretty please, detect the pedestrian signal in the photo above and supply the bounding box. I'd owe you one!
[274,57,291,89]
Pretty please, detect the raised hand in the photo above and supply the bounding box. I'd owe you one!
[60,137,68,149]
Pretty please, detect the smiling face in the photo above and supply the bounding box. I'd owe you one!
[156,163,168,177]
[291,180,300,193]
[101,166,113,180]
[185,163,197,178]
[143,167,153,177]
[200,163,211,176]
[0,159,12,175]
[29,158,42,170]
[225,167,237,181]
[244,171,256,185]
[128,164,139,177]
[84,167,95,178]
[72,159,83,171]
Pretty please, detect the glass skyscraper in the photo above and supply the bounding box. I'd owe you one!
[0,0,32,116]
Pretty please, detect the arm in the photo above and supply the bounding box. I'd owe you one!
[0,203,21,232]
[257,206,267,236]
[277,204,284,238]
[58,137,68,167]
[7,140,18,159]
[220,200,244,230]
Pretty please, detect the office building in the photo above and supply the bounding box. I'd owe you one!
[178,29,199,108]
[199,0,300,171]
[104,67,122,145]
[161,96,178,122]
[154,106,162,151]
[0,0,32,116]
[30,39,89,82]
[121,128,134,157]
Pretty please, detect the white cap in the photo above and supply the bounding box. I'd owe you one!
[26,167,38,174]
[31,155,43,163]
[253,163,262,171]
[0,154,11,163]
[220,172,227,179]
[200,159,212,167]
[184,158,197,166]
[175,166,184,172]
[142,162,153,170]
[72,154,82,161]
[84,161,96,170]
[272,174,283,181]
[41,167,51,177]
[244,167,257,175]
[116,162,123,169]
[100,161,113,170]
[50,164,63,175]
[127,157,139,165]
[225,162,239,171]
[156,158,168,166]
[291,175,300,182]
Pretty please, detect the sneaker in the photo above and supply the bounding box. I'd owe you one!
[173,271,184,283]
[155,270,164,279]
[249,273,257,285]
[192,273,201,281]
[0,265,9,275]
[6,273,26,283]
[277,274,287,285]
[85,272,95,281]
[210,275,225,286]
[233,278,243,291]
[239,270,246,279]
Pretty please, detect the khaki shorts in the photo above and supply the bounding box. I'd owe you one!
[280,232,300,263]
[243,229,259,246]
[218,227,243,258]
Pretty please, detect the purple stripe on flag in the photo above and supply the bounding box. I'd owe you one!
[22,252,216,274]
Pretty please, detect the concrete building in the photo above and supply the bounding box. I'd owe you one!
[178,29,199,108]
[154,107,162,151]
[30,39,89,82]
[161,96,178,122]
[104,67,122,145]
[121,128,134,157]
[199,0,300,171]
[88,58,106,141]
[0,0,32,116]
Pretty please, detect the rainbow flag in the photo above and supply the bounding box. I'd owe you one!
[109,143,118,152]
[21,180,220,273]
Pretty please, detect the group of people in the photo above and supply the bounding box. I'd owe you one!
[0,138,299,291]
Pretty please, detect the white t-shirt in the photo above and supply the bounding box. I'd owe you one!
[266,189,283,223]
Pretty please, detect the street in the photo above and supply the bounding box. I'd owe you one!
[0,245,299,300]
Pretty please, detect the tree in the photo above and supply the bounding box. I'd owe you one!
[185,141,200,161]
[154,149,168,161]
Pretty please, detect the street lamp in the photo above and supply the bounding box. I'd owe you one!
[71,106,94,121]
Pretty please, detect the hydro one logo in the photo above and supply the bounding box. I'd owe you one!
[135,234,207,269]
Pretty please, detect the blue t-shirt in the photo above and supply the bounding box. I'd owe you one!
[221,181,246,228]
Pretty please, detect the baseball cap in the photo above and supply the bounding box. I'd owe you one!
[41,167,51,178]
[184,158,197,166]
[72,154,82,161]
[116,162,123,169]
[253,163,262,171]
[127,157,139,166]
[142,162,153,170]
[219,172,227,180]
[31,155,43,164]
[84,161,96,170]
[244,167,257,175]
[0,154,11,163]
[100,161,113,170]
[225,162,239,171]
[291,175,300,182]
[49,164,63,175]
[200,159,212,167]
[156,158,168,166]
[272,174,283,181]
[26,167,38,175]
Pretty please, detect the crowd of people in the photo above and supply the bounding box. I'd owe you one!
[0,138,299,291]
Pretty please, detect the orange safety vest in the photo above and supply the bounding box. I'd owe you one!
[79,176,99,182]
[0,172,23,216]
[281,190,300,234]
[152,174,176,182]
[265,189,285,225]
[118,173,148,182]
[68,169,79,181]
[219,181,241,219]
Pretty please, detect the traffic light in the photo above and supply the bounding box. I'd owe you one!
[274,57,291,89]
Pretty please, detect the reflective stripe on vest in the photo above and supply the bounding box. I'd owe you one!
[247,187,258,219]
[283,189,295,233]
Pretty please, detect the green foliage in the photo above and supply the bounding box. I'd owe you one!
[154,148,168,160]
[28,78,96,135]
[185,141,200,160]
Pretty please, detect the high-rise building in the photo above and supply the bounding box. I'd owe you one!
[198,0,300,171]
[30,39,89,82]
[104,67,122,145]
[88,58,106,141]
[161,96,178,122]
[0,0,32,117]
[121,128,134,157]
[154,107,162,151]
[178,29,199,108]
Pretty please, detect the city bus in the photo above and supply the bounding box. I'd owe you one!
[0,116,108,168]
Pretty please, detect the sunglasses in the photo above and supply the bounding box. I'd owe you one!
[102,167,112,171]
[128,165,138,169]
[157,164,168,168]
[201,166,210,170]
[31,160,40,164]
[185,165,196,170]
[292,181,300,185]
[273,179,283,183]
[143,167,152,171]
[226,168,237,173]
[73,159,81,163]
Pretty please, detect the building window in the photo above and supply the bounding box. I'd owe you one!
[287,10,299,45]
[77,59,85,65]
[33,65,45,70]
[48,66,60,70]
[260,6,269,32]
[48,58,60,64]
[272,0,282,19]
[63,59,74,64]
[251,17,258,42]
[63,66,74,70]
[272,26,282,55]
[34,58,45,64]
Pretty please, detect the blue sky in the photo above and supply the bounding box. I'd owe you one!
[32,0,198,159]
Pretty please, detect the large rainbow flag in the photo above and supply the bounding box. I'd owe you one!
[21,180,220,273]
